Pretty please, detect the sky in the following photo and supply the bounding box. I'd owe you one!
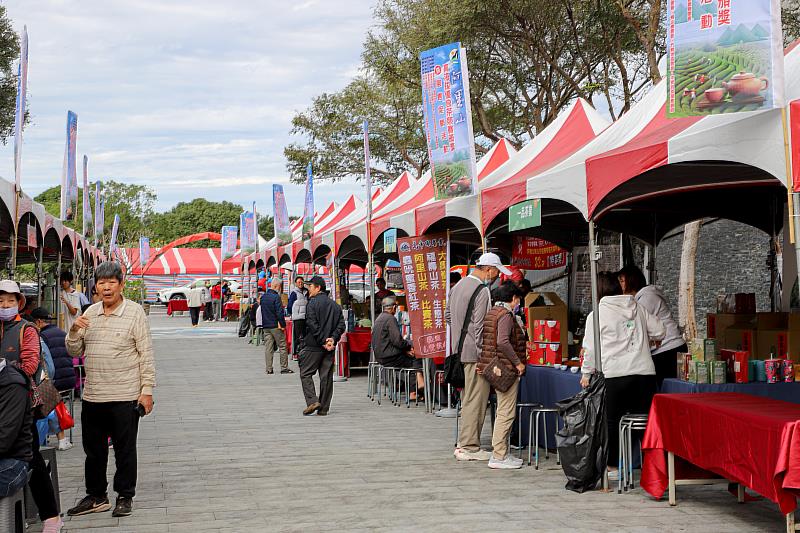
[1,0,377,216]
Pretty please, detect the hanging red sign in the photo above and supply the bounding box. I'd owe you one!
[512,236,567,270]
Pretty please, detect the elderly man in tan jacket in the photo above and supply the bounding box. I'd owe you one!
[65,262,155,519]
[446,252,510,461]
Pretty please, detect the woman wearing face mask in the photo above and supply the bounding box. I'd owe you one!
[0,280,63,532]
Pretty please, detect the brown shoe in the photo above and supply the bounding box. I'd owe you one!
[303,402,321,415]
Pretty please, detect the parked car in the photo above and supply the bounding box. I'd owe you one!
[157,278,241,304]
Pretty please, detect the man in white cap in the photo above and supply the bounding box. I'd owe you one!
[446,252,511,461]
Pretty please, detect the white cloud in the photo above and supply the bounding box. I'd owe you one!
[1,0,378,216]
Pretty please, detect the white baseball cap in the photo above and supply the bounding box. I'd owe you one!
[475,253,512,276]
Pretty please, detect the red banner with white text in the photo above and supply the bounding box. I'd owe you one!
[512,236,567,270]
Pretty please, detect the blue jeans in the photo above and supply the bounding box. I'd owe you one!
[0,457,28,498]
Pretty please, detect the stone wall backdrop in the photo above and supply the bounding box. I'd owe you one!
[655,219,774,338]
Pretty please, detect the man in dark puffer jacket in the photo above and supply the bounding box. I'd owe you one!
[31,308,76,392]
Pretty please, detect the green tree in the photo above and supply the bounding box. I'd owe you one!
[0,7,21,143]
[148,198,244,247]
[34,180,156,246]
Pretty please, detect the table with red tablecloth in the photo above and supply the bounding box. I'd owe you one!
[642,392,800,519]
[339,329,372,375]
[223,301,239,321]
[166,299,189,315]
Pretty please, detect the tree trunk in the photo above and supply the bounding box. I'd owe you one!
[678,220,701,343]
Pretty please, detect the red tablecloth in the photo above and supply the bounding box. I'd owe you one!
[345,330,372,353]
[223,302,240,313]
[642,392,800,514]
[166,299,189,315]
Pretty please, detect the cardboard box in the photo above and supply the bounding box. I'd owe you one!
[532,319,561,344]
[722,327,756,355]
[525,292,568,349]
[689,361,709,384]
[719,349,738,383]
[707,313,755,342]
[703,339,717,361]
[754,314,800,363]
[710,360,726,384]
[733,351,749,383]
[545,343,563,365]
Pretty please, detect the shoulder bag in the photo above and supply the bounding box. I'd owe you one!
[443,284,486,388]
[22,325,60,420]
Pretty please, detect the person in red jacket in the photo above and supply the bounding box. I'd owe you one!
[210,283,222,320]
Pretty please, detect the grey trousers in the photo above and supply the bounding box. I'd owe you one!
[264,327,288,371]
[299,347,334,412]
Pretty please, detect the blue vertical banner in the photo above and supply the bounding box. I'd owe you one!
[240,211,256,254]
[420,42,478,200]
[221,225,238,260]
[13,26,28,189]
[82,155,92,236]
[109,214,120,257]
[302,162,314,241]
[273,184,291,246]
[667,0,785,117]
[94,181,103,247]
[60,110,78,220]
[139,236,150,267]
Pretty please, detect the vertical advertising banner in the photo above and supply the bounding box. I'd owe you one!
[303,162,314,241]
[94,182,103,247]
[13,26,28,189]
[397,233,449,359]
[139,236,150,267]
[60,111,78,220]
[420,42,478,200]
[27,224,36,248]
[273,184,291,246]
[240,211,256,254]
[383,228,397,253]
[109,214,120,256]
[221,225,238,260]
[667,0,785,117]
[82,155,92,236]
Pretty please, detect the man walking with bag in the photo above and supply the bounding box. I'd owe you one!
[287,277,308,359]
[261,279,292,375]
[446,253,510,461]
[299,276,345,416]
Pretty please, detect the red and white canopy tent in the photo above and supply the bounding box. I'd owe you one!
[125,247,244,275]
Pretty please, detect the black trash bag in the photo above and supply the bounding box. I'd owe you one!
[238,315,251,337]
[555,372,608,493]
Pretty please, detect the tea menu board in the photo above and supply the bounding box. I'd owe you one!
[666,0,785,118]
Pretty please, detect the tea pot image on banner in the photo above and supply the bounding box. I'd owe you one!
[721,71,768,98]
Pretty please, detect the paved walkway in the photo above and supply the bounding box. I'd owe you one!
[38,314,791,532]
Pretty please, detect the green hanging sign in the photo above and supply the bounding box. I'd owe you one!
[508,199,541,231]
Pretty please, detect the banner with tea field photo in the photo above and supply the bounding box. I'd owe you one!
[273,184,292,246]
[420,42,478,200]
[667,0,785,118]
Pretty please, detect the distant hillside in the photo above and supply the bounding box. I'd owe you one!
[718,23,769,46]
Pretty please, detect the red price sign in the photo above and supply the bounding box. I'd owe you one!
[512,236,567,270]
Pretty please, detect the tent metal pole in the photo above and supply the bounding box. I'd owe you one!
[36,244,43,307]
[588,221,602,375]
[793,193,800,298]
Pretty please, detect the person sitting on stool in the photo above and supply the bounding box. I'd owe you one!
[372,296,424,401]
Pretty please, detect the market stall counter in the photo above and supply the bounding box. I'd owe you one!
[517,365,582,448]
[223,301,239,321]
[641,393,800,531]
[341,328,372,373]
[166,299,189,316]
[661,379,800,404]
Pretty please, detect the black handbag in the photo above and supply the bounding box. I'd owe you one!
[444,284,486,388]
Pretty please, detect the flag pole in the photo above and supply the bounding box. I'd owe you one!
[364,120,376,346]
[10,27,29,280]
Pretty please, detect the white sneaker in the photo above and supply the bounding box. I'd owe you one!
[509,455,524,466]
[454,448,492,461]
[57,440,73,451]
[488,455,523,469]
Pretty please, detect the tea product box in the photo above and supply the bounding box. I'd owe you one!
[765,359,783,383]
[545,343,563,365]
[703,339,717,361]
[677,352,691,381]
[689,361,709,384]
[783,360,794,383]
[709,360,726,384]
[733,351,749,383]
[719,349,738,383]
[532,319,561,343]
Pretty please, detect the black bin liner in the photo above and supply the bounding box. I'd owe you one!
[555,372,608,493]
[238,315,251,337]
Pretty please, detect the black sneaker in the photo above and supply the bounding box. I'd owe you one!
[280,368,294,374]
[266,369,274,374]
[112,497,133,517]
[67,495,111,516]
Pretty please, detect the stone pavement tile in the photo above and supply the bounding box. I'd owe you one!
[27,316,795,532]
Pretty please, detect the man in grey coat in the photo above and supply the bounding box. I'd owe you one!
[445,252,510,461]
[287,277,308,358]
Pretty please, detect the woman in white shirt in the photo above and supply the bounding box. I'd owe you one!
[618,265,686,387]
[580,272,665,473]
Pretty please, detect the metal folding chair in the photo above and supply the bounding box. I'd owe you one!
[618,414,649,493]
[528,407,561,469]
